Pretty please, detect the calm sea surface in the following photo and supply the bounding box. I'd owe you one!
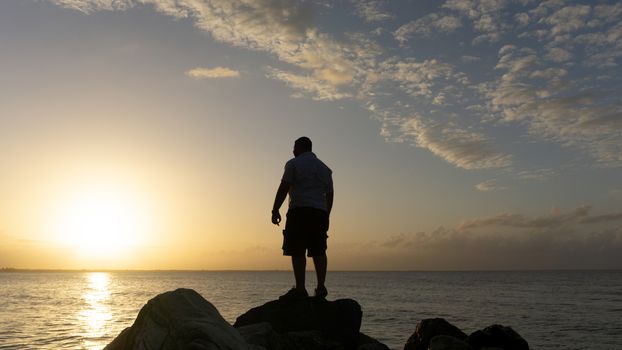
[1,271,621,349]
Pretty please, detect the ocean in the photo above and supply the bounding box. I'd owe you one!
[0,270,621,349]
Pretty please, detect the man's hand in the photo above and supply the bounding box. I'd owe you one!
[271,210,282,226]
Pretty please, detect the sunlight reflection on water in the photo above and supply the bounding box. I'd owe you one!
[79,273,112,350]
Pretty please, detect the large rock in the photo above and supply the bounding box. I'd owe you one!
[403,318,467,350]
[466,325,529,350]
[234,298,362,346]
[104,288,250,350]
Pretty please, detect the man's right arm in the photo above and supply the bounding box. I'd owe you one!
[326,190,333,216]
[271,181,290,225]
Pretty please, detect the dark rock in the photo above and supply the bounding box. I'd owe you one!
[279,330,345,350]
[428,335,474,350]
[356,333,390,350]
[466,325,529,350]
[104,288,249,350]
[234,298,362,346]
[237,322,279,350]
[403,318,467,350]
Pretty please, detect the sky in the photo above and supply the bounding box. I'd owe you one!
[1,0,621,270]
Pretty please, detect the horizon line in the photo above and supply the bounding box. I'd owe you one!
[2,267,621,273]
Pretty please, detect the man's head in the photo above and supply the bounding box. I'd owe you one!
[293,136,312,157]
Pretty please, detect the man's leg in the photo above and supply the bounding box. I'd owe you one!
[292,255,306,290]
[313,255,327,288]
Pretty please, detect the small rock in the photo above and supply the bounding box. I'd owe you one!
[404,318,467,350]
[467,325,529,350]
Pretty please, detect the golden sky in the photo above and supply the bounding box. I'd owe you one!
[1,0,622,270]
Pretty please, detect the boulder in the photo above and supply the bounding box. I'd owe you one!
[403,318,467,350]
[104,288,250,350]
[466,325,529,350]
[234,298,362,346]
[428,335,474,350]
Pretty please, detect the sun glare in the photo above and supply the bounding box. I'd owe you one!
[51,183,153,257]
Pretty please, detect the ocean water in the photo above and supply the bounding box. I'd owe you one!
[0,271,621,350]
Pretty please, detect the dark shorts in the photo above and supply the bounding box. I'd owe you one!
[282,207,329,257]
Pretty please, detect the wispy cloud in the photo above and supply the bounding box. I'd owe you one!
[475,179,507,191]
[185,67,240,79]
[394,13,462,43]
[352,0,393,23]
[458,205,622,230]
[400,116,512,170]
[47,0,622,170]
[366,206,622,269]
[266,67,351,101]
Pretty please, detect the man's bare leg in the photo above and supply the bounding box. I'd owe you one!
[313,255,327,289]
[292,255,306,290]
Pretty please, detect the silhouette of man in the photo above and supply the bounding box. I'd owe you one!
[272,136,333,299]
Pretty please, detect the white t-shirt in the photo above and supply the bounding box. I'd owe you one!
[281,151,333,211]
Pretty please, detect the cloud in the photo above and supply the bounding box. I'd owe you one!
[394,13,462,43]
[461,55,481,63]
[475,179,507,191]
[374,223,622,270]
[515,168,556,181]
[353,0,393,23]
[484,39,622,167]
[529,67,567,80]
[47,0,622,170]
[400,116,512,170]
[544,47,572,62]
[377,58,457,98]
[185,67,240,79]
[443,0,509,43]
[266,67,351,101]
[542,4,591,36]
[458,205,622,230]
[50,0,361,93]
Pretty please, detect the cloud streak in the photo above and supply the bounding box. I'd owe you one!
[458,206,622,230]
[369,206,622,269]
[185,67,240,79]
[400,117,512,170]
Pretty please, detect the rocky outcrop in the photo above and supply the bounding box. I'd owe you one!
[104,288,250,350]
[104,289,528,350]
[404,318,529,350]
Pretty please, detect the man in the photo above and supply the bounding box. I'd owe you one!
[271,136,333,299]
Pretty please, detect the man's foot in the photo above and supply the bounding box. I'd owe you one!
[279,287,309,300]
[314,285,328,299]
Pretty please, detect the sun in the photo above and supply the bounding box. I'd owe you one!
[51,182,153,257]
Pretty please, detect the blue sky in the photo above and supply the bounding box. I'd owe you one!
[1,0,621,269]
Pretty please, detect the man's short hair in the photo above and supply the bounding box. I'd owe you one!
[295,136,312,151]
